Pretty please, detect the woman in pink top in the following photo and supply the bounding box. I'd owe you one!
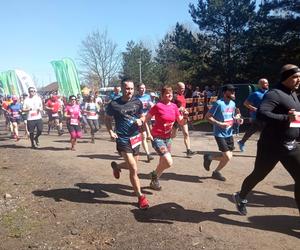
[65,95,82,150]
[145,85,187,190]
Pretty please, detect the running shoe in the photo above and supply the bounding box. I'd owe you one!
[138,195,149,210]
[237,140,245,152]
[212,171,226,181]
[147,154,154,163]
[186,149,196,158]
[232,192,248,215]
[203,154,212,171]
[111,161,121,179]
[149,171,161,191]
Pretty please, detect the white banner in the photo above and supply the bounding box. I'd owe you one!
[15,69,36,95]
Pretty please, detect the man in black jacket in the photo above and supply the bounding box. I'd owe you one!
[233,64,300,216]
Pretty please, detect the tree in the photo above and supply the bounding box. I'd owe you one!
[78,30,121,88]
[121,41,157,87]
[189,0,256,83]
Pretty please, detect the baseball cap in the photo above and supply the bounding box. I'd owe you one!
[222,84,237,92]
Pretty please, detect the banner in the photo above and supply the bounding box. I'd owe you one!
[51,58,81,97]
[15,69,36,95]
[0,70,20,96]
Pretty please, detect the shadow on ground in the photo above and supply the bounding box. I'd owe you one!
[131,202,300,238]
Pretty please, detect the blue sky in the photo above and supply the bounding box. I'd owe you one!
[0,0,199,87]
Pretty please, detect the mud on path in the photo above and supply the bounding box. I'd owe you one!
[0,120,299,249]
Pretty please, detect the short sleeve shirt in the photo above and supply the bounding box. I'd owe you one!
[149,102,180,139]
[247,89,268,119]
[208,98,236,138]
[106,96,143,141]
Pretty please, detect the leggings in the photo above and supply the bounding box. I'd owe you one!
[240,140,300,212]
[87,119,99,135]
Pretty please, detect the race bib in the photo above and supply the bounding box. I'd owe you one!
[70,118,78,125]
[130,133,142,149]
[224,119,234,127]
[29,111,38,117]
[12,111,20,118]
[52,113,59,118]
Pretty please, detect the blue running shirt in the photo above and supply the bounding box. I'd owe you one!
[208,98,236,137]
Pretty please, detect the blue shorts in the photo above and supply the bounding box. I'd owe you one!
[151,137,172,156]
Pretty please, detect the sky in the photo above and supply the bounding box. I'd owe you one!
[0,0,199,87]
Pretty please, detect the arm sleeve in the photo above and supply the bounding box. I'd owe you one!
[105,102,114,117]
[257,91,289,122]
[208,102,219,117]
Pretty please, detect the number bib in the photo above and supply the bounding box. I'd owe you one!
[130,133,142,149]
[70,118,79,125]
[52,113,59,118]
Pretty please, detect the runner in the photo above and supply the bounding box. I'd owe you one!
[45,95,64,135]
[233,64,300,216]
[1,95,13,134]
[22,87,43,149]
[136,83,154,163]
[203,84,243,181]
[65,95,82,151]
[144,85,187,191]
[171,82,195,157]
[105,78,149,210]
[237,78,269,151]
[84,95,99,143]
[7,96,22,141]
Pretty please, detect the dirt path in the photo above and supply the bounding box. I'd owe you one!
[0,120,299,249]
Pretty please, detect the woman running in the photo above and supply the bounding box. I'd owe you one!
[8,96,22,141]
[145,85,187,190]
[84,95,99,143]
[65,95,82,150]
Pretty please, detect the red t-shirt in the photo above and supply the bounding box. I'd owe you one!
[46,100,60,113]
[175,94,186,108]
[149,102,180,139]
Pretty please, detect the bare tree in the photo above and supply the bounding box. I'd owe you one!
[78,29,121,88]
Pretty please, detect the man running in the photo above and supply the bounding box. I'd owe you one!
[171,82,195,157]
[237,78,269,151]
[105,78,149,210]
[45,95,63,135]
[8,96,22,141]
[136,83,154,163]
[203,84,243,181]
[22,87,43,149]
[233,64,300,216]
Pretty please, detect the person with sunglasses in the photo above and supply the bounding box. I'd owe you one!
[65,95,82,151]
[22,87,43,149]
[203,84,243,181]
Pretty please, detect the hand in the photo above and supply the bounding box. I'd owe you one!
[147,134,153,141]
[135,118,143,127]
[288,109,297,122]
[109,131,118,139]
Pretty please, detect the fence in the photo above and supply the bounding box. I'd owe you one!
[185,96,218,122]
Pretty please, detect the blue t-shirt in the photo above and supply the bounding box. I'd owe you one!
[247,89,268,119]
[137,93,152,114]
[9,103,22,119]
[106,96,143,143]
[208,98,236,138]
[109,92,122,101]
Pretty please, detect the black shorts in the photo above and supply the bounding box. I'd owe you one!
[215,136,234,152]
[27,119,43,133]
[116,139,140,156]
[67,123,81,133]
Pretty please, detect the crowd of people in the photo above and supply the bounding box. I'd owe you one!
[0,64,300,216]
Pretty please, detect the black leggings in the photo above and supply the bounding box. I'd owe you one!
[240,140,300,212]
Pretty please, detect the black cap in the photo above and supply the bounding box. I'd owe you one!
[222,84,237,92]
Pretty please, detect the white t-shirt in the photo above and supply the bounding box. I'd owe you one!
[84,102,98,120]
[23,95,43,120]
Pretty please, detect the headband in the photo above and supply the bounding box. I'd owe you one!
[281,67,300,82]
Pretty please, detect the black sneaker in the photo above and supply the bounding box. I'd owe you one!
[147,154,154,163]
[232,192,248,215]
[111,161,121,179]
[186,149,195,158]
[203,154,212,171]
[31,144,37,149]
[212,171,226,181]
